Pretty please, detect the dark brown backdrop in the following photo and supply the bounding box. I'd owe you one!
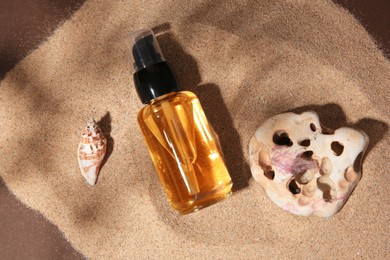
[0,0,388,259]
[0,1,86,259]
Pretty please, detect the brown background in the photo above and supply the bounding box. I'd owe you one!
[0,0,388,259]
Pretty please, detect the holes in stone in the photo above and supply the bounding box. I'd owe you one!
[299,139,310,147]
[288,179,301,194]
[310,123,316,132]
[264,171,275,180]
[331,141,344,156]
[273,131,293,146]
[322,191,332,202]
[301,150,313,159]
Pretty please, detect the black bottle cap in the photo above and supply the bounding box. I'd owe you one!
[126,29,180,104]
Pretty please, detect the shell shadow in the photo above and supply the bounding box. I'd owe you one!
[288,103,388,157]
[97,112,114,173]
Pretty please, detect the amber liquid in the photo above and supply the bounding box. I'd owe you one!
[138,91,232,214]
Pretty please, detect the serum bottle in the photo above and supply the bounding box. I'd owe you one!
[128,29,232,214]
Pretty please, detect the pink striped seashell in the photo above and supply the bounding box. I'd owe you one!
[77,117,107,186]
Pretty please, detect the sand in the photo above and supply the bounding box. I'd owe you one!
[0,0,389,258]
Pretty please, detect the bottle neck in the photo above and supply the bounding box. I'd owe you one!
[133,61,180,104]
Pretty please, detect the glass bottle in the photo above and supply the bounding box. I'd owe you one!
[127,29,232,214]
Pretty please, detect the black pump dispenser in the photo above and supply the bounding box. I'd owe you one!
[127,29,179,104]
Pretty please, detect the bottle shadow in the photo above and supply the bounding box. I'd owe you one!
[194,83,251,191]
[156,29,251,192]
[135,26,256,246]
[97,112,114,176]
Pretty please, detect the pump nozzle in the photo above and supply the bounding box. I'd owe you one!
[126,29,165,72]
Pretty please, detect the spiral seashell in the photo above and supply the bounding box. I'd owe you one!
[77,117,107,186]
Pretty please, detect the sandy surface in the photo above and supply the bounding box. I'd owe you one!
[0,0,389,258]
